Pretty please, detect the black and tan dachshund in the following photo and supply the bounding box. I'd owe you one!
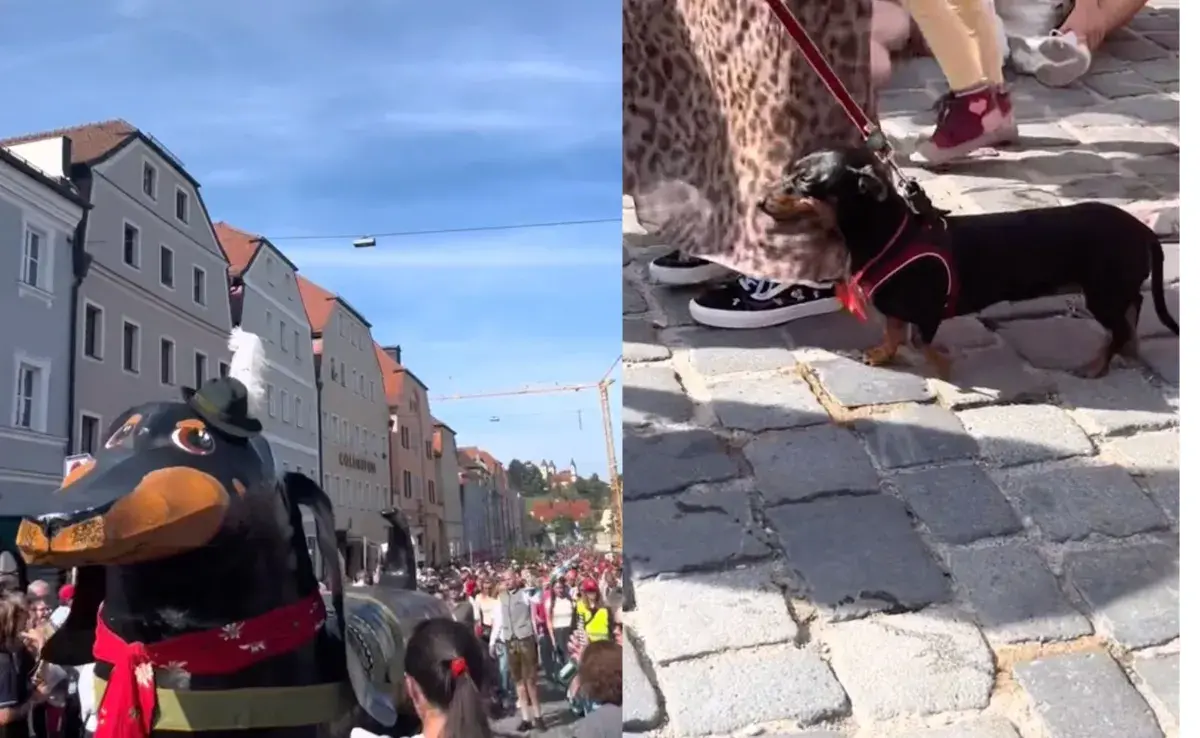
[759,146,1178,379]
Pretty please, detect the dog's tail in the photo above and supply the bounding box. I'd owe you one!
[1149,239,1179,335]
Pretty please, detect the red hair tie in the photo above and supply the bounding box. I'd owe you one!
[449,657,468,678]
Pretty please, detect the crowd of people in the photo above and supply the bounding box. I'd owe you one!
[0,574,79,738]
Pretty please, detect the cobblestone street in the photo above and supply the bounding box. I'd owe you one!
[621,4,1180,737]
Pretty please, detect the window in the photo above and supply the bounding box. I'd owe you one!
[174,187,190,224]
[339,361,346,386]
[267,384,277,417]
[83,302,103,360]
[357,373,364,394]
[293,330,300,358]
[192,267,207,306]
[79,413,101,455]
[159,338,175,385]
[218,361,230,378]
[425,440,432,460]
[193,351,207,388]
[400,426,410,449]
[427,480,436,504]
[295,397,304,427]
[159,245,175,288]
[323,473,331,490]
[122,222,140,268]
[13,360,44,431]
[142,162,157,199]
[403,471,413,499]
[122,320,141,373]
[369,381,375,402]
[279,321,286,351]
[20,226,46,290]
[282,390,291,422]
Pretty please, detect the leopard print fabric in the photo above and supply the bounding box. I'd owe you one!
[624,0,874,283]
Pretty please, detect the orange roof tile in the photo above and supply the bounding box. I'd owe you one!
[374,343,404,404]
[296,275,336,333]
[0,119,136,165]
[213,222,262,277]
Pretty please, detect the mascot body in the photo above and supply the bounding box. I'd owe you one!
[15,328,445,738]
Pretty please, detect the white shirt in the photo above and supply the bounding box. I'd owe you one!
[487,590,536,651]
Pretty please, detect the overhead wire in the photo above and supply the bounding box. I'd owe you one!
[263,217,621,242]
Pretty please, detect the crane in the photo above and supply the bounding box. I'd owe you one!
[432,357,622,552]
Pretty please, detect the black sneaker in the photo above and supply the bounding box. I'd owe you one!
[648,250,731,286]
[534,717,547,731]
[689,277,840,329]
[516,719,534,732]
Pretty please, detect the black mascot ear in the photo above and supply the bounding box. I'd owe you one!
[850,164,889,202]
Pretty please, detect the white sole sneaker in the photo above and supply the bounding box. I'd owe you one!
[688,294,841,329]
[648,252,732,286]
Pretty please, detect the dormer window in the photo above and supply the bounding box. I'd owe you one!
[142,162,157,199]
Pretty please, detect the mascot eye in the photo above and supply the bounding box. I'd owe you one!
[171,426,216,456]
[105,416,141,449]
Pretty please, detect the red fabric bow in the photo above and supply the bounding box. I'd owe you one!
[449,657,468,678]
[92,592,327,738]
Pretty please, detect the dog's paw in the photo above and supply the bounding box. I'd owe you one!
[863,345,898,366]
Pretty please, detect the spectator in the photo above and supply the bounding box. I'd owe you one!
[905,0,1017,165]
[570,641,622,738]
[546,580,575,678]
[1005,0,1148,87]
[0,595,43,738]
[48,587,71,632]
[0,556,19,594]
[488,571,544,731]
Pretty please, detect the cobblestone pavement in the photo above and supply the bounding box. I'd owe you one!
[621,4,1179,737]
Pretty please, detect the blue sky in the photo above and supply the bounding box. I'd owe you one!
[0,0,621,478]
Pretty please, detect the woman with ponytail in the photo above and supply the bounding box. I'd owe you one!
[355,619,493,738]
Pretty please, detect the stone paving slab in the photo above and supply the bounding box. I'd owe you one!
[621,12,1178,734]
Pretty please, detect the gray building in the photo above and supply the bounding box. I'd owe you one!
[216,222,320,480]
[458,459,493,562]
[0,138,87,499]
[432,419,465,560]
[3,120,234,452]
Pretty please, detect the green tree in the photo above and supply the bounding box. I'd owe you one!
[507,459,547,497]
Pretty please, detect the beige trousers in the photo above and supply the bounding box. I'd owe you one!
[904,0,1005,91]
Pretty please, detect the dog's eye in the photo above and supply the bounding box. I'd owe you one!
[171,426,216,456]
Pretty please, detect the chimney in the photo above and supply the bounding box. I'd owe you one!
[381,345,402,364]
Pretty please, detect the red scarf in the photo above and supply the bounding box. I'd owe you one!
[92,592,327,738]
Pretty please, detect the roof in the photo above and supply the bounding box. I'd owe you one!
[375,343,404,404]
[213,222,300,279]
[296,275,337,333]
[459,447,502,474]
[0,148,88,209]
[528,499,591,523]
[0,119,200,187]
[432,416,455,434]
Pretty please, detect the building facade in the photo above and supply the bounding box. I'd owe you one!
[214,223,319,480]
[459,447,520,558]
[377,346,444,566]
[0,140,86,499]
[298,277,390,573]
[458,455,494,561]
[4,121,234,454]
[433,419,465,561]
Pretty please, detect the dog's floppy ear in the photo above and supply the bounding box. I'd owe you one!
[849,164,889,202]
[758,193,815,221]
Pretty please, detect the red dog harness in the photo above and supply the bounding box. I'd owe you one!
[93,591,327,738]
[834,213,959,322]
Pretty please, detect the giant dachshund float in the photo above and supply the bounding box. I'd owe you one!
[14,329,445,738]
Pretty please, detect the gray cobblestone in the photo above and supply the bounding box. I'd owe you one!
[977,294,1078,321]
[945,543,1092,644]
[825,610,993,720]
[1064,541,1179,649]
[889,464,1022,544]
[671,326,797,376]
[1133,653,1178,727]
[1137,285,1179,338]
[995,316,1110,373]
[857,404,978,469]
[994,462,1169,542]
[782,310,882,353]
[745,425,879,505]
[623,319,670,363]
[624,427,738,500]
[935,316,997,351]
[932,345,1057,408]
[626,487,771,580]
[655,646,848,736]
[1014,651,1164,738]
[958,404,1094,467]
[634,564,795,663]
[707,372,828,432]
[1138,337,1178,385]
[807,354,933,408]
[623,633,662,730]
[1056,370,1176,436]
[624,280,648,315]
[623,364,694,427]
[892,718,1021,738]
[772,495,949,619]
[1105,429,1179,521]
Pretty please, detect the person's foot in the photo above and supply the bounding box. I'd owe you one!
[648,250,731,285]
[1010,31,1092,88]
[534,717,548,731]
[516,719,534,732]
[911,86,1018,167]
[688,277,840,329]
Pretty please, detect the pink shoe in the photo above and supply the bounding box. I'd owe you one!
[912,86,1018,166]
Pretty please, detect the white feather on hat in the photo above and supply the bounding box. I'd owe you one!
[228,327,267,417]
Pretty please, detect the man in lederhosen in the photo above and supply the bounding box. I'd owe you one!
[488,570,545,732]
